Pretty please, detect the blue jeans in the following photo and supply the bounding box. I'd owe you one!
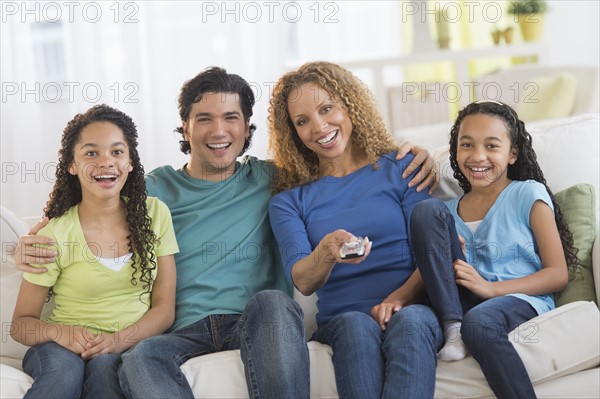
[411,199,539,399]
[22,341,124,398]
[119,290,309,399]
[312,306,443,399]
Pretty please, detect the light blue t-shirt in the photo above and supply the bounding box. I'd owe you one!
[445,180,555,315]
[146,156,291,331]
[269,152,431,326]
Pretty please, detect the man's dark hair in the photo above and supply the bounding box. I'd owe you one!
[175,67,256,155]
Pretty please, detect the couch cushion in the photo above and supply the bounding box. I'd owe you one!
[554,184,597,306]
[435,301,600,397]
[0,363,32,398]
[181,341,338,399]
[0,253,34,362]
[1,207,55,363]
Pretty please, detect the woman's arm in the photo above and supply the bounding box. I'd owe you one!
[371,269,425,329]
[81,254,177,358]
[455,201,569,298]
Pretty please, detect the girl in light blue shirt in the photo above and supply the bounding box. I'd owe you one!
[410,101,578,399]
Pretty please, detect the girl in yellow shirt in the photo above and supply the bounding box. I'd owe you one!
[11,104,178,398]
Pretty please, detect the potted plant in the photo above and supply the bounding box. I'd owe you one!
[508,0,548,42]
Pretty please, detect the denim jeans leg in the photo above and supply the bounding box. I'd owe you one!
[462,296,539,399]
[411,199,467,322]
[119,319,215,399]
[382,304,443,399]
[238,290,310,399]
[82,353,124,398]
[313,311,383,399]
[22,342,85,399]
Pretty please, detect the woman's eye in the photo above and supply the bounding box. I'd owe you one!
[85,151,96,156]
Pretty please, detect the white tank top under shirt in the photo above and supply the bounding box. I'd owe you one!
[464,219,483,234]
[95,253,133,272]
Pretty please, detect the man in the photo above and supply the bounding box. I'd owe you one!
[15,67,435,398]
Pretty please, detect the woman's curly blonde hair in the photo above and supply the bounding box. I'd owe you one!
[268,61,398,194]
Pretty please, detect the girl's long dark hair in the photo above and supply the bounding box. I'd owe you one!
[449,101,579,277]
[45,104,156,295]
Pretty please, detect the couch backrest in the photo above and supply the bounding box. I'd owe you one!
[1,207,33,361]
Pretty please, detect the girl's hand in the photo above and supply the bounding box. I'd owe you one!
[81,333,125,359]
[53,325,94,355]
[371,300,402,331]
[454,259,495,299]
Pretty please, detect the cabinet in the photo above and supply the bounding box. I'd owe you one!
[340,42,546,129]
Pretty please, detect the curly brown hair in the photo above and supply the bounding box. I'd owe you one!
[44,104,157,297]
[268,61,398,194]
[449,101,579,277]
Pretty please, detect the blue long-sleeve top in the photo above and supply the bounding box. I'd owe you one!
[269,152,431,326]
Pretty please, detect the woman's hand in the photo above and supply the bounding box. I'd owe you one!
[317,230,372,265]
[371,300,402,331]
[454,259,494,299]
[292,230,372,296]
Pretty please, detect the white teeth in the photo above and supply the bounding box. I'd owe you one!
[207,143,230,149]
[94,175,117,180]
[317,131,337,145]
[470,167,489,172]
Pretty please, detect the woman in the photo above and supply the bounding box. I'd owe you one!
[268,61,442,398]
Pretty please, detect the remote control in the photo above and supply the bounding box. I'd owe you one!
[340,237,366,259]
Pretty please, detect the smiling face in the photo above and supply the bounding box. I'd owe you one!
[287,83,354,164]
[456,113,517,191]
[182,92,250,181]
[68,121,133,202]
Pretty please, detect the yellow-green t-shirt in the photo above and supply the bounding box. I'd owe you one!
[24,197,179,334]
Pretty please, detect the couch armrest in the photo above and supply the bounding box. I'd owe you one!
[593,233,599,304]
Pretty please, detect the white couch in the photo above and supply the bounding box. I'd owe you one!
[1,114,599,398]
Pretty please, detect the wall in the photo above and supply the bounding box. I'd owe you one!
[1,1,598,218]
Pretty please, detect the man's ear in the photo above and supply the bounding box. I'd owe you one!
[245,120,251,139]
[182,122,189,140]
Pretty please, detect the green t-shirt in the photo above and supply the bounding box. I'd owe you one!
[145,156,291,331]
[24,197,179,334]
